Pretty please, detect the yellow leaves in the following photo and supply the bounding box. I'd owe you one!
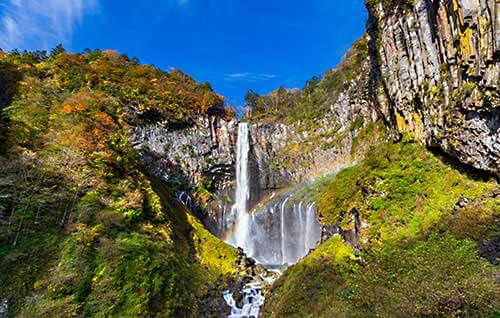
[120,190,145,211]
[460,27,474,59]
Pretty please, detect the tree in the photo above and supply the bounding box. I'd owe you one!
[244,89,260,113]
[49,44,65,59]
[304,75,320,97]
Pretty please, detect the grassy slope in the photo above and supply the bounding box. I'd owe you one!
[0,49,240,317]
[263,139,499,318]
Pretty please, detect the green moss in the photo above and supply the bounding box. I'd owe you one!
[263,237,357,318]
[349,115,364,132]
[265,233,499,318]
[347,233,499,317]
[316,166,363,224]
[0,228,64,314]
[448,194,500,241]
[318,141,496,242]
[188,213,242,280]
[366,0,414,11]
[264,140,499,318]
[350,120,385,158]
[16,183,242,318]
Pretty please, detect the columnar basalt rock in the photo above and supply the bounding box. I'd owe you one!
[368,0,499,175]
[131,1,499,240]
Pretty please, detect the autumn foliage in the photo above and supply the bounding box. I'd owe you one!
[0,48,238,317]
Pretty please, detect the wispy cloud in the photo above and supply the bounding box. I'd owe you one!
[0,0,98,51]
[224,72,278,82]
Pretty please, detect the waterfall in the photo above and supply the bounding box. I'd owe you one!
[223,123,323,317]
[224,122,322,267]
[229,123,251,252]
[280,197,289,264]
[297,202,304,256]
[223,284,265,318]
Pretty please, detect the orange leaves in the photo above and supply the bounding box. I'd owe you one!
[62,102,87,113]
[102,50,120,60]
[93,112,116,128]
[53,52,87,71]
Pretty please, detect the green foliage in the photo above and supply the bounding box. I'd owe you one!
[0,59,23,152]
[265,233,499,318]
[0,47,240,317]
[263,237,357,318]
[244,89,260,111]
[350,120,383,157]
[366,0,414,11]
[348,234,499,317]
[264,141,499,318]
[317,141,496,241]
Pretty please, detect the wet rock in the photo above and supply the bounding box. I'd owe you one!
[321,208,365,251]
[321,224,341,243]
[244,257,256,268]
[454,196,470,210]
[0,299,8,318]
[478,236,500,266]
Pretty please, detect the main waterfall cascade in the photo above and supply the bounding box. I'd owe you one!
[225,123,322,266]
[222,122,322,317]
[227,123,251,252]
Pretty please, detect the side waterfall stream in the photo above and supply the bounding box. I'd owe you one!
[222,123,322,317]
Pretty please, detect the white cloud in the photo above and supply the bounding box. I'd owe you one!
[225,72,278,82]
[0,0,97,51]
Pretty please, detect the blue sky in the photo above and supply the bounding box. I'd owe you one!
[0,0,367,107]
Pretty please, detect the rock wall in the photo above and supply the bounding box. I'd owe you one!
[368,0,499,174]
[130,115,238,233]
[248,60,380,197]
[130,0,500,237]
[128,55,383,234]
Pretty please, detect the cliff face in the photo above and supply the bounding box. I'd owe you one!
[248,60,380,194]
[131,115,238,234]
[131,0,499,237]
[130,58,382,233]
[369,0,499,174]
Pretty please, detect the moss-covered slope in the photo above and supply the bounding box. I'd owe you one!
[0,49,240,317]
[263,140,499,318]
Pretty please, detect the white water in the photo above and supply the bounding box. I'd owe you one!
[223,123,322,317]
[223,284,265,318]
[280,197,289,264]
[228,123,252,253]
[176,191,193,210]
[225,123,322,266]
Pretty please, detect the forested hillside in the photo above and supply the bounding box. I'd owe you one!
[0,48,243,317]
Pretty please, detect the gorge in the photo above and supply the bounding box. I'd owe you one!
[0,0,499,317]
